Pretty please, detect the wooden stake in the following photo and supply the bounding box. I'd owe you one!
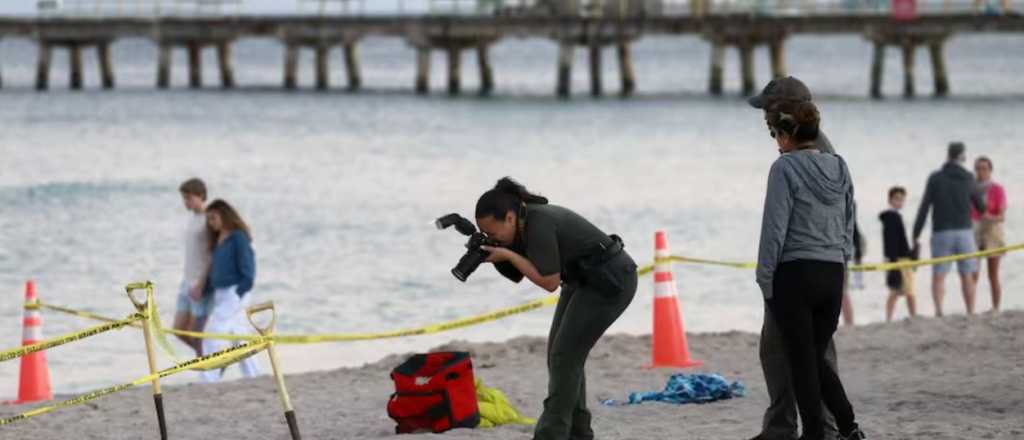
[126,282,168,440]
[247,302,301,440]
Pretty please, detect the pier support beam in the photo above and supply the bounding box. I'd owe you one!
[343,42,362,91]
[36,43,51,91]
[69,44,83,90]
[618,42,636,97]
[477,44,494,96]
[158,44,172,89]
[709,41,724,96]
[589,44,603,97]
[901,41,915,99]
[188,42,202,89]
[447,46,462,95]
[217,42,235,89]
[415,47,430,94]
[98,42,115,89]
[870,41,884,99]
[929,40,949,97]
[284,44,299,90]
[315,44,330,90]
[769,39,786,79]
[739,43,755,96]
[556,42,573,99]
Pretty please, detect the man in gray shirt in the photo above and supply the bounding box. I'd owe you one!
[747,77,840,440]
[912,142,987,316]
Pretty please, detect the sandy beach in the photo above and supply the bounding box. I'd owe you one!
[3,310,1022,440]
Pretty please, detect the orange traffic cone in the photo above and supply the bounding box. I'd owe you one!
[647,231,702,369]
[15,280,53,404]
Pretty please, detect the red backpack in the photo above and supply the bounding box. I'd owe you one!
[387,352,481,434]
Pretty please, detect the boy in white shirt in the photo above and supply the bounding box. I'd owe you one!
[174,178,211,355]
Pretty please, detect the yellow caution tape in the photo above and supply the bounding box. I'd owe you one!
[35,302,143,328]
[0,313,145,363]
[164,294,561,343]
[0,339,269,426]
[849,242,1024,272]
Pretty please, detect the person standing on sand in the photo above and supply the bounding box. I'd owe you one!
[912,142,987,316]
[756,99,865,440]
[200,199,260,382]
[880,186,918,322]
[473,177,637,440]
[971,156,1007,313]
[747,76,841,440]
[174,178,211,356]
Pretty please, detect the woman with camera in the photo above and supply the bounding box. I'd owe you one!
[755,100,865,440]
[474,177,637,440]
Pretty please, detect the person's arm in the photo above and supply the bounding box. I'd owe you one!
[912,176,934,242]
[756,160,793,299]
[481,247,560,292]
[970,181,987,216]
[189,263,210,301]
[235,234,256,296]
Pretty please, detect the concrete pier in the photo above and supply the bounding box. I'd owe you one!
[901,40,915,99]
[738,43,755,96]
[343,43,361,91]
[69,43,83,90]
[1,13,1021,98]
[188,42,202,89]
[284,44,299,90]
[218,42,235,89]
[709,41,725,96]
[477,44,494,96]
[617,42,636,97]
[415,47,430,94]
[35,43,50,91]
[447,46,462,95]
[157,44,172,89]
[556,42,573,98]
[870,41,885,99]
[769,39,786,79]
[315,44,330,90]
[98,42,114,89]
[929,40,949,97]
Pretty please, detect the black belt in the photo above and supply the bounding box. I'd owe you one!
[563,235,625,283]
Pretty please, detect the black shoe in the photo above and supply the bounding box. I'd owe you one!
[839,427,866,440]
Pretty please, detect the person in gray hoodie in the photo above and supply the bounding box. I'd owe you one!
[756,100,864,440]
[912,142,987,316]
[748,77,841,440]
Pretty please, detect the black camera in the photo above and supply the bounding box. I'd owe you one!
[435,213,495,282]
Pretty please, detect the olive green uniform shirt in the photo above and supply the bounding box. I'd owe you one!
[525,204,610,277]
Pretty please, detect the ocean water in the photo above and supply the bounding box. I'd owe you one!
[1,32,1023,398]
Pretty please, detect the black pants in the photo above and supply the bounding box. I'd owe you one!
[766,260,857,440]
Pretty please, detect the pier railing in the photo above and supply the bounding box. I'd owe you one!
[35,0,1023,17]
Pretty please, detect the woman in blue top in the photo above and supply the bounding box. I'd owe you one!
[200,199,260,382]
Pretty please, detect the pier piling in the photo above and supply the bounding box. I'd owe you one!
[447,46,462,95]
[929,40,949,97]
[315,44,330,90]
[415,47,430,94]
[739,43,755,96]
[218,42,235,89]
[157,44,172,89]
[709,41,724,96]
[284,44,299,89]
[188,42,202,89]
[901,40,915,99]
[618,41,636,97]
[98,42,115,89]
[556,42,573,98]
[589,43,603,97]
[343,42,361,91]
[69,44,83,90]
[870,40,884,99]
[477,44,494,96]
[769,39,786,79]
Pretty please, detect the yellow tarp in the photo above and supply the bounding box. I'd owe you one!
[476,379,536,428]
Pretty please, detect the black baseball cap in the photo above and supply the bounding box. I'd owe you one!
[748,76,813,109]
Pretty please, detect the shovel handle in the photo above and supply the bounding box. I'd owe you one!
[246,301,277,335]
[125,281,154,311]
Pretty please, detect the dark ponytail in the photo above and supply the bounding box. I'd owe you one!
[475,177,549,220]
[769,100,820,144]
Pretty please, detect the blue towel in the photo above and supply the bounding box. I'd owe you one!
[601,373,746,406]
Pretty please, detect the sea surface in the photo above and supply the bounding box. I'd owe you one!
[1,32,1023,397]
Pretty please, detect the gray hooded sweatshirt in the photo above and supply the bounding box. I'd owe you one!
[757,149,855,299]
